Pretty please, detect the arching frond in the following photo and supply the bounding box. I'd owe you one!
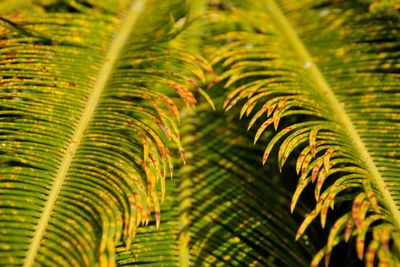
[208,0,400,265]
[0,1,209,265]
[114,102,319,266]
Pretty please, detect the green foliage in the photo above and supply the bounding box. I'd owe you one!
[206,0,400,266]
[0,0,399,266]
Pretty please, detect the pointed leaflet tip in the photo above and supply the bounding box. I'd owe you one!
[380,227,392,252]
[262,149,271,165]
[344,218,354,242]
[363,182,380,212]
[317,190,330,228]
[355,214,383,261]
[246,101,258,118]
[321,189,339,226]
[298,193,326,240]
[189,79,215,111]
[165,149,173,178]
[356,235,365,260]
[272,97,287,130]
[273,115,280,131]
[222,86,239,110]
[291,177,311,213]
[309,127,319,157]
[170,132,185,165]
[352,192,366,230]
[296,146,310,175]
[262,124,300,165]
[180,149,186,165]
[365,238,379,267]
[310,249,324,267]
[247,101,269,130]
[311,240,339,267]
[254,118,273,144]
[136,205,142,227]
[327,214,350,253]
[324,252,331,267]
[279,130,309,171]
[323,147,335,172]
[359,201,371,229]
[296,211,317,241]
[156,211,160,230]
[151,191,160,229]
[315,168,327,201]
[311,158,323,183]
[330,199,335,210]
[240,96,258,119]
[320,205,328,228]
[267,99,279,117]
[301,154,312,176]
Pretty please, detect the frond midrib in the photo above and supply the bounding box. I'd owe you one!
[23,0,149,265]
[265,0,400,226]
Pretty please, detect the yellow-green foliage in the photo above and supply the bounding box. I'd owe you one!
[0,0,399,266]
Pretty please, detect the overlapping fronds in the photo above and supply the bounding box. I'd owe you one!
[114,102,318,266]
[0,0,210,265]
[2,0,400,266]
[207,0,400,265]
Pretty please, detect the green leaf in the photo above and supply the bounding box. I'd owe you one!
[115,105,318,266]
[0,0,206,265]
[210,0,400,265]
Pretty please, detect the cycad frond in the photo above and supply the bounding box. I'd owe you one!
[115,102,318,266]
[0,1,207,265]
[208,0,400,265]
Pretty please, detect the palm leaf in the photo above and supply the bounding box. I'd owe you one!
[0,0,209,265]
[207,0,400,265]
[115,101,319,266]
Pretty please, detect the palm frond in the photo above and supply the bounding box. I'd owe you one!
[114,101,318,266]
[0,0,208,265]
[207,0,400,265]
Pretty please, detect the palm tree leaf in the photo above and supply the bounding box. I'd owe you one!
[207,0,400,265]
[115,102,318,266]
[0,0,208,265]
